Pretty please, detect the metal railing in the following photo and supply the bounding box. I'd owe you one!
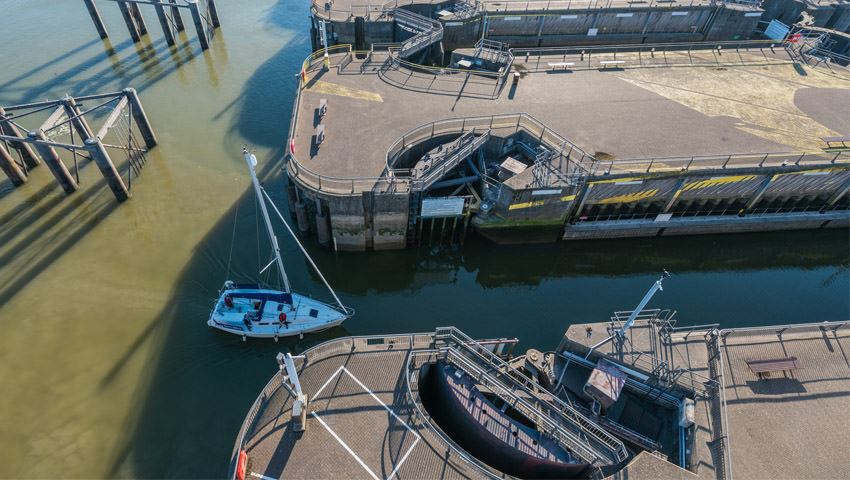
[480,0,757,13]
[588,150,849,176]
[513,40,792,72]
[434,327,630,465]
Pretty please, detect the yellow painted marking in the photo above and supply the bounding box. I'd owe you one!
[305,80,383,102]
[597,189,659,204]
[589,176,645,185]
[560,194,577,202]
[508,200,545,210]
[681,175,757,192]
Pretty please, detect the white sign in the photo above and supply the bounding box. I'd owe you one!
[765,19,790,40]
[588,28,599,36]
[421,197,465,218]
[616,13,634,17]
[744,12,762,17]
[671,11,688,16]
[532,189,562,196]
[445,21,463,26]
[502,16,521,21]
[560,14,578,19]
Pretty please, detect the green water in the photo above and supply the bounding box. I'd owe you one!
[0,0,847,477]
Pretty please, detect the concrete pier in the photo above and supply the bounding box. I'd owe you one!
[84,0,218,50]
[0,107,39,169]
[0,142,27,186]
[1,90,156,201]
[28,130,78,195]
[284,42,849,250]
[117,1,142,42]
[85,138,130,202]
[187,0,210,51]
[124,88,157,148]
[83,0,108,39]
[154,3,177,46]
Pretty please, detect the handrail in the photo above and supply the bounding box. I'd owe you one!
[434,327,630,463]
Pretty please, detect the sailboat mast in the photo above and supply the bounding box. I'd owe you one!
[243,149,292,294]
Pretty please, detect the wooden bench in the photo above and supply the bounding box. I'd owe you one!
[547,61,575,70]
[600,60,625,68]
[315,124,325,145]
[746,356,801,379]
[822,135,850,149]
[318,98,327,117]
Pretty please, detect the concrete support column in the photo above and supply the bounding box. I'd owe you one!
[85,138,130,202]
[129,2,148,35]
[662,178,687,213]
[295,201,310,233]
[0,107,40,169]
[187,0,210,50]
[123,88,157,148]
[745,175,777,213]
[822,180,850,212]
[154,3,177,46]
[29,130,78,194]
[168,0,185,31]
[83,0,109,39]
[0,141,27,186]
[118,2,141,42]
[62,96,95,140]
[207,0,221,28]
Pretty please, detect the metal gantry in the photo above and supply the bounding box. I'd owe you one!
[0,89,156,202]
[82,0,220,50]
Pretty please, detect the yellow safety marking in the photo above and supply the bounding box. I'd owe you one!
[305,80,383,102]
[560,194,577,202]
[681,175,757,192]
[597,189,659,204]
[589,176,645,185]
[508,200,545,210]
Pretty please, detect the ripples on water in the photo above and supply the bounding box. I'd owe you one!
[0,0,847,477]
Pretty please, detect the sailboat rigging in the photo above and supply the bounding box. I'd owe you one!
[207,148,353,340]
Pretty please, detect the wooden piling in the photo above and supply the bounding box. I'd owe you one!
[154,3,176,46]
[117,2,141,42]
[129,2,148,36]
[62,96,95,140]
[0,141,27,186]
[83,0,109,39]
[207,0,221,28]
[28,130,78,194]
[85,138,130,202]
[123,88,157,148]
[187,0,210,50]
[0,107,40,169]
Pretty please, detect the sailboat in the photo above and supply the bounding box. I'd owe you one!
[207,148,353,340]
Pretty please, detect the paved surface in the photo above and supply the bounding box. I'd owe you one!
[563,320,850,480]
[293,51,850,193]
[237,340,493,480]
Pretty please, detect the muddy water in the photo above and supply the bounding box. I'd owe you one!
[0,0,847,477]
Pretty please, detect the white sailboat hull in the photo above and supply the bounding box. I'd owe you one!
[207,286,349,338]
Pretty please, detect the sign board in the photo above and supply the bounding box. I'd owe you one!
[765,19,790,40]
[421,197,465,218]
[499,156,528,176]
[445,21,463,26]
[560,14,578,19]
[587,28,599,36]
[532,189,562,196]
[671,11,688,16]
